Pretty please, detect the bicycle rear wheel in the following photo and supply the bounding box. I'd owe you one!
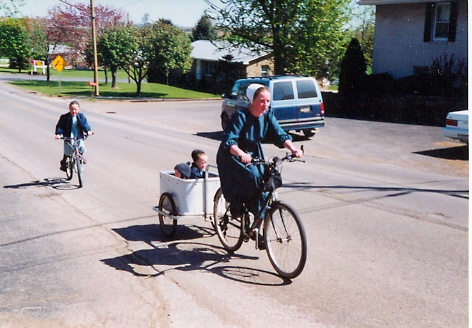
[213,188,243,252]
[66,156,73,181]
[264,202,307,279]
[158,193,177,238]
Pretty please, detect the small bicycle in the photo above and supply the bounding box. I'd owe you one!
[213,154,307,279]
[61,135,90,188]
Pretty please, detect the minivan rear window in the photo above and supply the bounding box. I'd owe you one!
[296,79,318,99]
[273,81,294,101]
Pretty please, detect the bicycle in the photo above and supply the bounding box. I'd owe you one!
[60,135,90,188]
[213,153,307,279]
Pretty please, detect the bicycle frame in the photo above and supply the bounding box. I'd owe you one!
[63,136,86,164]
[213,153,307,279]
[61,135,88,187]
[228,155,300,248]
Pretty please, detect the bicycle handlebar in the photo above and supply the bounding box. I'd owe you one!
[250,153,305,166]
[60,133,94,141]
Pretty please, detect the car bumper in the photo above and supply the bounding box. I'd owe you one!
[279,118,325,131]
[442,127,468,143]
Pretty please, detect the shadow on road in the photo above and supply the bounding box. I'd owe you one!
[284,182,469,201]
[102,223,291,285]
[414,145,468,160]
[195,130,310,143]
[195,131,225,141]
[3,177,80,190]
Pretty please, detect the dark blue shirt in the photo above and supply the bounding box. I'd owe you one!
[216,107,290,205]
[55,112,91,137]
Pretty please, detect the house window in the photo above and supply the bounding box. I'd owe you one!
[424,2,459,42]
[206,62,216,76]
[260,65,270,77]
[433,3,451,40]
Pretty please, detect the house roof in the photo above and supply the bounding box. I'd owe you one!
[359,0,444,4]
[49,45,74,55]
[191,40,269,65]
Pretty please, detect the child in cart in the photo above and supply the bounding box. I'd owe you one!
[174,163,191,179]
[189,149,208,179]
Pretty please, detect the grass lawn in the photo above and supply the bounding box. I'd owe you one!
[1,67,219,99]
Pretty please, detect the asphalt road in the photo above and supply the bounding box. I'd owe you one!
[0,78,468,328]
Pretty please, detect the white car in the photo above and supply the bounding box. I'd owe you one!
[442,110,468,144]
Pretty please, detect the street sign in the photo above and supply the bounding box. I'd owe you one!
[51,55,65,72]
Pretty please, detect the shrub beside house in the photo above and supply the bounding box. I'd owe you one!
[326,0,468,126]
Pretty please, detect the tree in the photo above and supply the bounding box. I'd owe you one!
[94,25,134,88]
[338,38,367,94]
[0,18,31,72]
[192,15,217,41]
[0,0,24,16]
[287,0,351,80]
[206,0,303,75]
[98,25,150,96]
[205,0,351,77]
[146,20,193,85]
[47,2,125,67]
[351,5,375,73]
[141,13,151,26]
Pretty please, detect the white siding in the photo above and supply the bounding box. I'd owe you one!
[372,0,468,78]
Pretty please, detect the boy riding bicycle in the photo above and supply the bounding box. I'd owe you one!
[55,100,93,171]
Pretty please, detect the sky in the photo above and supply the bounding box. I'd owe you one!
[15,0,224,28]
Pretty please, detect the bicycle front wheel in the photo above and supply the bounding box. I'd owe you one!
[264,202,307,279]
[77,158,84,188]
[66,156,73,181]
[213,188,243,252]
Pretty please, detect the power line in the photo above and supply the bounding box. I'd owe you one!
[119,0,145,9]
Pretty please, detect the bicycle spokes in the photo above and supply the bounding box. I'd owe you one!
[264,202,307,279]
[269,207,285,242]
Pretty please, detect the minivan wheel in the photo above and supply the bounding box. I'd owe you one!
[303,129,315,138]
[221,113,231,132]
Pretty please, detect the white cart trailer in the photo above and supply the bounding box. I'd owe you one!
[153,164,220,237]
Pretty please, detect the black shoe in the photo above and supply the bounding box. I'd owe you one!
[60,159,67,172]
[79,152,86,164]
[230,203,244,219]
[257,234,265,250]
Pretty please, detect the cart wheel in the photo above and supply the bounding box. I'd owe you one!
[158,193,177,238]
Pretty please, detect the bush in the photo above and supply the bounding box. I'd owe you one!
[364,73,396,94]
[9,57,30,70]
[338,38,367,94]
[365,55,467,99]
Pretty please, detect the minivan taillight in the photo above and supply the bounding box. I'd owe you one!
[320,102,325,116]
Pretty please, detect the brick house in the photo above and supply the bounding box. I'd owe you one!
[358,0,468,79]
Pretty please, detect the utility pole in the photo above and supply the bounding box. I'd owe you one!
[90,0,99,96]
[59,0,100,96]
